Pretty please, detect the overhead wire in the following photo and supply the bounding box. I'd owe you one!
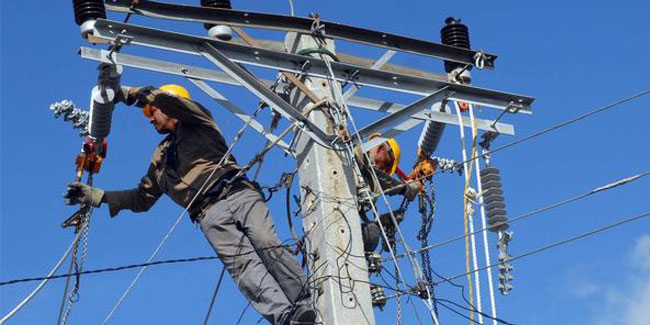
[389,169,650,261]
[373,87,650,198]
[0,231,83,324]
[203,266,226,325]
[434,210,650,286]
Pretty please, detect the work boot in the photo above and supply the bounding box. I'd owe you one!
[288,306,316,325]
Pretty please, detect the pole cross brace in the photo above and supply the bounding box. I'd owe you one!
[198,42,336,148]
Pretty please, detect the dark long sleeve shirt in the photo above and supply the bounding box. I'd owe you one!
[103,87,238,217]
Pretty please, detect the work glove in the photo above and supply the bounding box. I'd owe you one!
[64,182,104,207]
[131,86,158,108]
[404,181,420,201]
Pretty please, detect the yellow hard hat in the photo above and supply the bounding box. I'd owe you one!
[143,84,191,118]
[386,138,401,175]
[368,133,401,175]
[159,84,191,100]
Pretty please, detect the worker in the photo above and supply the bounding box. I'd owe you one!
[64,84,315,325]
[354,134,420,253]
[355,133,419,202]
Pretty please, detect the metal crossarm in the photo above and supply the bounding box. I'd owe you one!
[79,47,248,87]
[198,41,335,147]
[105,0,497,69]
[90,20,534,112]
[80,47,514,146]
[357,88,450,141]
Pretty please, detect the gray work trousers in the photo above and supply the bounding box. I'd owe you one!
[199,187,308,324]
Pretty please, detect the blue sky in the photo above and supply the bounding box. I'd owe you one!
[2,0,649,324]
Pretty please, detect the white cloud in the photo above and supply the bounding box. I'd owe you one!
[624,282,650,325]
[625,235,650,325]
[591,234,650,325]
[631,234,650,272]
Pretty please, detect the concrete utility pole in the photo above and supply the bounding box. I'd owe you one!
[286,32,376,325]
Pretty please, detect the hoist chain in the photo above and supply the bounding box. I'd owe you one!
[392,240,402,325]
[416,179,439,317]
[60,176,93,325]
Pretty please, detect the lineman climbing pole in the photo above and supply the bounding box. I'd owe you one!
[2,0,535,323]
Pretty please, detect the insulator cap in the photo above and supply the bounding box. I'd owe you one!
[440,17,471,73]
[200,0,232,30]
[72,0,106,26]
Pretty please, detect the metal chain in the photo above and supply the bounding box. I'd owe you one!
[60,211,90,325]
[60,174,94,325]
[417,179,439,317]
[392,241,402,325]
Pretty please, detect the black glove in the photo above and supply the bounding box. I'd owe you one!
[64,182,104,207]
[132,86,158,108]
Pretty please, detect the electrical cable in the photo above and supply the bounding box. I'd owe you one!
[0,231,83,324]
[437,300,484,325]
[0,244,297,286]
[374,87,650,198]
[203,266,226,325]
[436,298,516,325]
[389,169,650,261]
[488,88,650,156]
[435,210,650,286]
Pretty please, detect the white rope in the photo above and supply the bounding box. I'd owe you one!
[468,103,498,325]
[454,101,484,324]
[0,231,83,324]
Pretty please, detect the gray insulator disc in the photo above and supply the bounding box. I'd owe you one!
[488,216,508,225]
[480,167,500,177]
[481,173,501,183]
[482,187,503,197]
[482,180,503,190]
[483,194,504,206]
[486,201,505,211]
[487,208,507,218]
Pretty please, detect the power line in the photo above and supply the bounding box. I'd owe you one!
[0,231,82,324]
[388,169,650,261]
[489,88,650,156]
[434,210,650,286]
[375,87,650,197]
[1,244,294,287]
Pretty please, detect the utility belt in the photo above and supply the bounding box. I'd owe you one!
[189,169,259,223]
